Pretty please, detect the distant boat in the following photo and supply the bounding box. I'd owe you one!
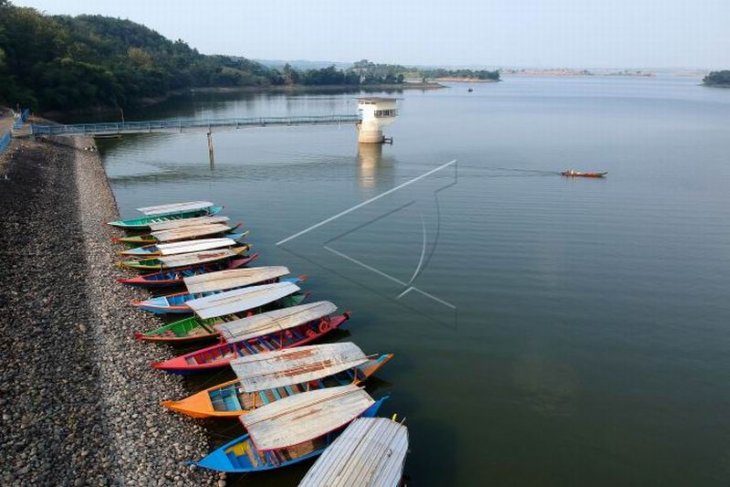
[561,170,607,178]
[468,88,473,92]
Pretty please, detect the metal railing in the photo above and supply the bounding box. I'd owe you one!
[31,114,361,137]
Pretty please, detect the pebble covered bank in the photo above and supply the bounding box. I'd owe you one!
[0,136,218,485]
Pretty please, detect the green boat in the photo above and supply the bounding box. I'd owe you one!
[118,245,250,271]
[107,206,223,230]
[133,293,308,343]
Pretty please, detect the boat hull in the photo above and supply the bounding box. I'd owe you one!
[117,254,259,288]
[134,293,307,343]
[191,397,387,473]
[107,206,223,229]
[152,313,349,374]
[131,276,303,314]
[161,353,394,419]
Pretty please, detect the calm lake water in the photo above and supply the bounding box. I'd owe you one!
[99,77,730,486]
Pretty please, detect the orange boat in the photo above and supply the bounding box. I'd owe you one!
[162,343,393,419]
[561,170,607,178]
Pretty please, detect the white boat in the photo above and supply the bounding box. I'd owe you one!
[298,417,409,487]
[149,223,234,243]
[183,266,290,294]
[187,282,301,320]
[215,301,336,341]
[242,385,374,451]
[137,200,214,216]
[230,342,369,393]
[154,237,237,256]
[148,215,230,231]
[155,247,247,269]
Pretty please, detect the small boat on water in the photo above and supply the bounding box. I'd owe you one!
[117,245,250,271]
[132,274,304,314]
[151,301,347,373]
[298,417,409,487]
[561,170,607,178]
[117,253,259,288]
[192,385,387,473]
[107,206,223,230]
[134,292,307,343]
[113,223,241,246]
[137,201,214,217]
[118,235,246,257]
[161,342,394,418]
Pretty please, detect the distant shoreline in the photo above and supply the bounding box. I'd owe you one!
[434,77,499,83]
[42,82,446,119]
[188,82,445,95]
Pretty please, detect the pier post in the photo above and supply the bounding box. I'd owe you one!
[207,130,215,169]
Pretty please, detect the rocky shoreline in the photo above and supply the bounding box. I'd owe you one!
[0,136,217,485]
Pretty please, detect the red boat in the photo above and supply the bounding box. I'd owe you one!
[561,170,607,178]
[151,304,350,374]
[117,253,259,287]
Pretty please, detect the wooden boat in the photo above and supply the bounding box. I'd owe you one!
[161,343,394,418]
[151,301,347,373]
[298,417,408,487]
[149,215,230,232]
[134,292,307,343]
[137,201,214,217]
[107,205,223,230]
[132,275,304,314]
[184,266,290,294]
[561,170,607,178]
[117,245,250,271]
[186,281,307,320]
[192,385,387,473]
[117,253,259,288]
[113,223,240,246]
[118,235,246,257]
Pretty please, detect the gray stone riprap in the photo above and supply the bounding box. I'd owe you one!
[0,136,217,485]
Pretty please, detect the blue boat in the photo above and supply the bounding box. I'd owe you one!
[132,276,305,314]
[192,386,388,473]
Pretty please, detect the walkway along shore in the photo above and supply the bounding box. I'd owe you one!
[0,136,217,485]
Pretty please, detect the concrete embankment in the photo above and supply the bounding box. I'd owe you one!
[0,136,217,485]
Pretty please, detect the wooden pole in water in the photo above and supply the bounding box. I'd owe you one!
[207,130,215,169]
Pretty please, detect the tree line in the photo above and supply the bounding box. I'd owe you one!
[0,2,499,112]
[703,71,730,86]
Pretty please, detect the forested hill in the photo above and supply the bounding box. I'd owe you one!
[703,71,730,87]
[0,1,499,112]
[0,1,279,111]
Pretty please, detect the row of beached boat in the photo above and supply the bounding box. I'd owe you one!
[109,201,409,484]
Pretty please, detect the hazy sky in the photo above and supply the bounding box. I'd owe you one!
[12,0,730,69]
